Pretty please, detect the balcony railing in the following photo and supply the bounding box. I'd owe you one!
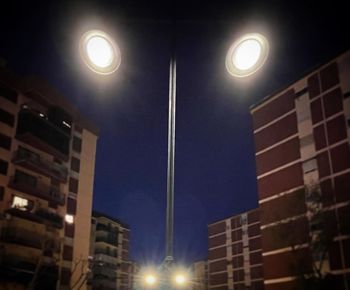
[0,226,43,249]
[96,223,119,234]
[35,208,63,228]
[9,176,65,206]
[93,265,117,278]
[16,110,70,161]
[92,278,117,290]
[0,226,61,252]
[12,149,68,183]
[95,235,118,247]
[5,207,63,229]
[94,253,118,265]
[0,253,59,286]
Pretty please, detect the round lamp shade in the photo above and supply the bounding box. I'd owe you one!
[80,30,121,75]
[226,33,269,77]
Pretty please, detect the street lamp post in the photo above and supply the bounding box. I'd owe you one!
[79,28,269,289]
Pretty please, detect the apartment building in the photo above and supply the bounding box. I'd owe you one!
[192,260,209,290]
[208,208,264,290]
[89,211,132,290]
[250,50,350,290]
[0,68,98,289]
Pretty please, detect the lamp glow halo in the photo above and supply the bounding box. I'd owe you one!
[80,30,121,75]
[226,33,269,78]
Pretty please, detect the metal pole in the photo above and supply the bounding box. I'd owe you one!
[165,54,176,263]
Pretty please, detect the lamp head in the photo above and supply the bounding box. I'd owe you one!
[80,29,121,75]
[226,33,269,78]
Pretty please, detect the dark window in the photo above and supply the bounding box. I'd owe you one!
[0,83,18,103]
[63,245,73,261]
[65,223,75,238]
[16,111,70,157]
[70,157,80,173]
[307,73,320,99]
[0,108,15,127]
[15,170,37,187]
[67,197,77,215]
[60,268,71,285]
[320,62,339,92]
[0,159,8,175]
[0,133,11,150]
[69,177,79,193]
[72,136,82,153]
[0,186,4,200]
[51,178,60,187]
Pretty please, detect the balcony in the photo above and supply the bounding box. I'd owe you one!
[12,148,68,183]
[35,208,64,228]
[96,223,119,234]
[95,235,118,247]
[0,253,58,286]
[16,110,70,161]
[0,226,61,252]
[94,253,118,265]
[93,265,117,278]
[92,278,117,290]
[0,226,42,249]
[8,176,65,206]
[5,208,63,229]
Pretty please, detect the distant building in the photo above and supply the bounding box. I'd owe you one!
[191,260,209,290]
[0,68,99,289]
[250,50,350,289]
[207,208,264,290]
[89,211,132,290]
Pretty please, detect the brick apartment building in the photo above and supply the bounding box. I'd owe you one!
[250,50,350,289]
[0,68,98,289]
[208,208,264,290]
[89,211,133,290]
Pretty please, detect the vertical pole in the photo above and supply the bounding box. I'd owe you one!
[165,54,176,262]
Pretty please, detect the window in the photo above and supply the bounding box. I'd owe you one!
[65,214,74,224]
[67,197,77,215]
[15,170,37,187]
[0,133,11,150]
[69,177,79,193]
[11,195,33,211]
[70,157,80,173]
[0,186,4,200]
[0,108,15,127]
[72,136,82,153]
[0,83,18,103]
[0,159,8,175]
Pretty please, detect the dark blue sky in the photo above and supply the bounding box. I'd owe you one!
[1,0,349,265]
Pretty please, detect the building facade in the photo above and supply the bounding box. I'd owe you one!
[89,211,132,290]
[208,209,264,290]
[0,68,98,289]
[250,50,350,290]
[192,260,209,290]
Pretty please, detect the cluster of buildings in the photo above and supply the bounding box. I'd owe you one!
[0,67,133,290]
[193,50,350,290]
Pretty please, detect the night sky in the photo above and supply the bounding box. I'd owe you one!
[1,0,349,266]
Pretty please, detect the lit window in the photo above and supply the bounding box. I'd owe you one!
[65,214,74,224]
[12,196,29,210]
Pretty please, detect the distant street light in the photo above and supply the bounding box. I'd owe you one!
[79,29,121,75]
